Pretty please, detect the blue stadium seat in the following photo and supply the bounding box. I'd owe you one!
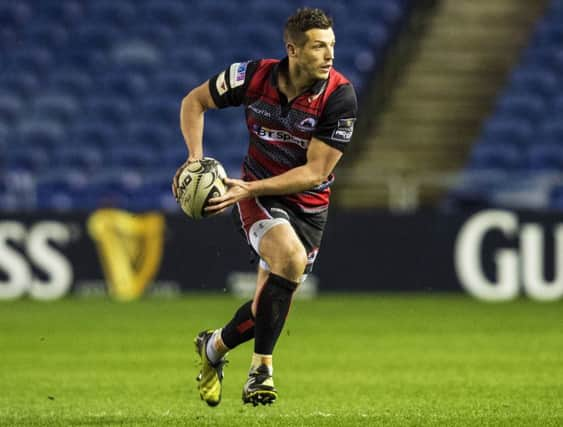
[88,0,137,27]
[129,24,174,48]
[107,144,157,172]
[99,72,148,99]
[9,47,55,75]
[550,94,563,115]
[178,26,229,60]
[17,120,66,149]
[493,92,546,120]
[528,142,563,173]
[158,144,187,170]
[552,0,563,11]
[443,169,511,209]
[197,2,241,26]
[35,170,88,211]
[61,48,109,72]
[0,176,19,211]
[140,172,179,212]
[0,71,40,98]
[153,70,199,99]
[110,40,161,72]
[548,184,563,210]
[247,0,294,20]
[142,0,187,29]
[362,0,405,26]
[468,141,524,171]
[168,46,217,76]
[294,0,349,21]
[6,144,50,174]
[126,122,176,148]
[87,170,144,210]
[30,93,79,124]
[519,45,558,69]
[537,118,563,144]
[82,96,133,127]
[0,25,18,52]
[237,24,284,58]
[480,116,534,146]
[72,23,119,54]
[26,22,70,50]
[118,171,178,212]
[139,98,179,127]
[0,123,9,151]
[0,93,25,126]
[52,145,103,174]
[0,2,33,27]
[38,1,85,26]
[48,68,94,97]
[342,22,391,54]
[0,171,35,211]
[535,18,563,46]
[507,67,558,98]
[353,50,379,74]
[69,121,118,149]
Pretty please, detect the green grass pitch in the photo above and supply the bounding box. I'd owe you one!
[1,294,562,426]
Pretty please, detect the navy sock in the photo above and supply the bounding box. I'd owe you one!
[220,300,255,349]
[254,273,298,355]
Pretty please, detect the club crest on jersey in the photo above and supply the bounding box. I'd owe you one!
[332,117,356,143]
[297,117,317,131]
[229,62,248,88]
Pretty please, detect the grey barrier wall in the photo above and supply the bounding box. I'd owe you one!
[1,209,562,301]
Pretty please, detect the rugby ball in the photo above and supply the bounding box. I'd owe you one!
[176,158,227,219]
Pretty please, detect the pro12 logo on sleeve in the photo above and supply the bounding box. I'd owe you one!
[229,62,248,89]
[332,118,356,143]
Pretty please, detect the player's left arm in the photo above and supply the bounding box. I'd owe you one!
[206,139,342,212]
[247,137,343,193]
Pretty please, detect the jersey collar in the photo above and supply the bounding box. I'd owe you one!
[271,57,328,97]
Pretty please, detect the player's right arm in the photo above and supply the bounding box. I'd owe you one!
[182,60,258,162]
[172,82,217,199]
[180,81,217,163]
[173,61,258,198]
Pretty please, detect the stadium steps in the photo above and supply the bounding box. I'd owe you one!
[337,0,548,209]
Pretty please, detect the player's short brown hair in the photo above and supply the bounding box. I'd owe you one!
[284,8,333,47]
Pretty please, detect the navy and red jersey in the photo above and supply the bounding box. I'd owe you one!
[208,57,357,213]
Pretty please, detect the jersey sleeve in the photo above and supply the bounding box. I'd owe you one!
[208,60,260,108]
[313,84,358,152]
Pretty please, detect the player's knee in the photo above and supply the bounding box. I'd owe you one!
[272,242,307,277]
[290,245,308,273]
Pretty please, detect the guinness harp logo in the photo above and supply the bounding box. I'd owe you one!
[87,209,165,301]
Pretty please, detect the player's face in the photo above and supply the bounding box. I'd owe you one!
[296,28,335,80]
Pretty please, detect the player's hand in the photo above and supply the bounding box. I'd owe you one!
[171,158,200,200]
[205,177,253,213]
[171,162,186,200]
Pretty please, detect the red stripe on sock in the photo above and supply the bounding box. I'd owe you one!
[236,319,255,334]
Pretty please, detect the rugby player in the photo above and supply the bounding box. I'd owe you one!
[172,7,357,406]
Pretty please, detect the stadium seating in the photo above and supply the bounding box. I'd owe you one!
[35,170,88,211]
[52,145,103,175]
[449,0,563,211]
[0,0,412,212]
[0,171,35,211]
[0,93,25,126]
